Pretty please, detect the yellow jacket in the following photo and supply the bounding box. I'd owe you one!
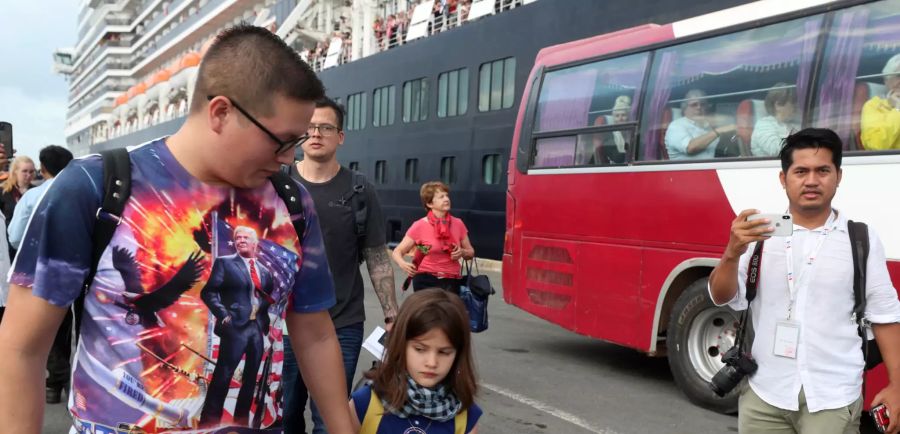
[861,96,900,150]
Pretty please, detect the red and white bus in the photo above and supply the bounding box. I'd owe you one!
[502,0,900,412]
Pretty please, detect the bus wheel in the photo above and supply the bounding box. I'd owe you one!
[667,277,742,414]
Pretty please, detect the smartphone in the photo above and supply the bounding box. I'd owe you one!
[0,122,12,161]
[873,404,890,433]
[747,213,793,237]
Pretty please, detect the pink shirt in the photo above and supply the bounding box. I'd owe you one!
[406,216,468,278]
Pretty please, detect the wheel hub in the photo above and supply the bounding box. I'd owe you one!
[686,307,741,382]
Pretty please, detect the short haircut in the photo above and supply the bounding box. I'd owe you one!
[681,89,708,111]
[39,145,74,177]
[315,97,345,130]
[764,83,796,116]
[779,128,843,173]
[420,181,450,210]
[372,289,478,411]
[190,25,325,116]
[233,226,259,241]
[883,53,900,75]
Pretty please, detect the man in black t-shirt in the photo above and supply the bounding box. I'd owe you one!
[283,96,399,434]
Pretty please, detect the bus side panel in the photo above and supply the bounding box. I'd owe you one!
[574,242,643,347]
[516,236,579,331]
[864,261,900,408]
[637,248,720,350]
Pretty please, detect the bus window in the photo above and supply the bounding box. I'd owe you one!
[814,0,900,151]
[640,15,823,161]
[531,52,648,168]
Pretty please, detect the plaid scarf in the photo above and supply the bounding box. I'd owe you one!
[384,376,462,421]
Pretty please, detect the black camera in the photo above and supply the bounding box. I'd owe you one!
[709,345,758,397]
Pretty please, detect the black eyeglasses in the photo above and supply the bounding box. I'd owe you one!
[207,95,310,154]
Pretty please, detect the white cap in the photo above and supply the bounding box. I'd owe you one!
[884,53,900,75]
[612,95,631,112]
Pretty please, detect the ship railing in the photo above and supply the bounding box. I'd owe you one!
[308,0,529,72]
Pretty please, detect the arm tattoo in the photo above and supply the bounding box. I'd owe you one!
[363,246,399,319]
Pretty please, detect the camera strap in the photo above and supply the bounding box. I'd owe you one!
[737,240,765,352]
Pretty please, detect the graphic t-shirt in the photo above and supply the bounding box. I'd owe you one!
[10,139,335,433]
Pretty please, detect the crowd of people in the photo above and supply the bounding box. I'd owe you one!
[1,21,899,434]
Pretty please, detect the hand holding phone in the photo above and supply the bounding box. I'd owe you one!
[873,403,890,433]
[747,213,793,237]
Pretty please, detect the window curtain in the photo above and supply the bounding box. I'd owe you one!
[815,8,870,148]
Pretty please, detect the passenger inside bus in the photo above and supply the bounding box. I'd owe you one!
[664,89,737,160]
[860,53,900,150]
[750,83,799,156]
[578,95,632,165]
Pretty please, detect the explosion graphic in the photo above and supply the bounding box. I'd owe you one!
[87,178,303,430]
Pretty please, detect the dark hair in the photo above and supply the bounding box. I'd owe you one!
[779,128,843,173]
[372,289,478,412]
[315,97,345,130]
[190,25,325,116]
[39,145,74,177]
[764,83,796,116]
[420,181,450,210]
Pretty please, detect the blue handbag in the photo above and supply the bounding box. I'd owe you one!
[460,260,494,333]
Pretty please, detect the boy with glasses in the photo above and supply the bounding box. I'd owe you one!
[0,26,355,433]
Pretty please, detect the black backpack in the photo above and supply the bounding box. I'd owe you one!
[73,148,307,340]
[743,220,881,370]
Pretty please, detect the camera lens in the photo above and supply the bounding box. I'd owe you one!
[782,215,790,220]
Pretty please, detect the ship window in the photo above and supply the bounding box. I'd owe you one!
[403,78,429,123]
[347,92,366,131]
[405,158,419,184]
[349,161,359,171]
[375,160,387,184]
[440,156,456,184]
[482,154,502,184]
[373,85,396,127]
[438,68,469,118]
[479,57,516,112]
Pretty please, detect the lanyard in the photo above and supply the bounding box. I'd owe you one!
[783,213,836,320]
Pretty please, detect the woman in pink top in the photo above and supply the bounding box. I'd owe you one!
[392,181,475,293]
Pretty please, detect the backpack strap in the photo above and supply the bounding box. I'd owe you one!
[360,388,384,434]
[848,220,869,323]
[847,220,881,370]
[350,171,368,238]
[74,148,132,341]
[269,170,306,238]
[349,171,368,262]
[454,409,468,434]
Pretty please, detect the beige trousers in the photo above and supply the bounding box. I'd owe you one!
[738,386,862,434]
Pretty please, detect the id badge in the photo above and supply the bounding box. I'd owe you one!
[773,320,800,359]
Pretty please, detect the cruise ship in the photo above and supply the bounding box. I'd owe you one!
[54,0,753,259]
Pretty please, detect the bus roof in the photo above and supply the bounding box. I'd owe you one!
[534,0,839,71]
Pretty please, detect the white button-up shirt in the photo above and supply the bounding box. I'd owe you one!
[240,255,261,311]
[711,211,900,412]
[665,116,718,160]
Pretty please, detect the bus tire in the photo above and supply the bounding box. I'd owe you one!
[667,277,742,414]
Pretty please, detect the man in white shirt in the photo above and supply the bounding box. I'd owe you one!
[709,128,900,434]
[665,89,736,160]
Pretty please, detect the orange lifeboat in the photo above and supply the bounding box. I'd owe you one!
[149,69,172,87]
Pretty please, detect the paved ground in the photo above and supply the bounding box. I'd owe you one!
[43,263,880,433]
